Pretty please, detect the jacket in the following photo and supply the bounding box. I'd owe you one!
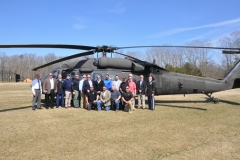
[94,79,104,92]
[100,90,111,106]
[136,80,147,94]
[43,78,57,94]
[104,79,112,90]
[56,79,64,94]
[63,79,73,92]
[83,79,94,94]
[73,78,80,91]
[146,81,156,96]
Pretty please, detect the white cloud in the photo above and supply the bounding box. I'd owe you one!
[145,17,240,39]
[73,24,86,30]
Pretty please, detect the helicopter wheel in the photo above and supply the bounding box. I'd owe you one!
[213,98,219,104]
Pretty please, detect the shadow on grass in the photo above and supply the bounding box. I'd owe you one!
[0,99,46,113]
[159,104,207,111]
[155,98,240,106]
[155,97,240,110]
[0,106,32,112]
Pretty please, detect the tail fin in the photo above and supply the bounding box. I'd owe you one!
[222,60,240,89]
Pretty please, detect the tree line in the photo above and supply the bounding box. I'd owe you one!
[0,30,239,81]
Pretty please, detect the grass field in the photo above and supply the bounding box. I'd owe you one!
[0,83,240,160]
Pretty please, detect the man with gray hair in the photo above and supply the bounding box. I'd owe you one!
[136,75,147,109]
[31,74,42,110]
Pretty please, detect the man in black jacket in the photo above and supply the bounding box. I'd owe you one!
[72,74,80,108]
[56,74,65,108]
[146,75,156,110]
[136,75,147,109]
[93,74,104,95]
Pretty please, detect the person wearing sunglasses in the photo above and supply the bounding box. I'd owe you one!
[43,72,57,109]
[83,74,94,108]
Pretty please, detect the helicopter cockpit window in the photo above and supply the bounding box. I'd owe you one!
[43,70,60,80]
[92,72,103,81]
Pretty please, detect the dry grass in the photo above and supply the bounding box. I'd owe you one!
[0,83,240,160]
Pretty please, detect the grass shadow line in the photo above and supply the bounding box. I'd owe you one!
[0,106,32,113]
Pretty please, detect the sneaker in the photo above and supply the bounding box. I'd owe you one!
[32,108,36,110]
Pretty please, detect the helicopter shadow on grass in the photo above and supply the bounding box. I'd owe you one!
[154,97,240,111]
[0,99,46,113]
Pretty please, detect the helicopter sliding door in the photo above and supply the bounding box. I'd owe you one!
[153,73,162,95]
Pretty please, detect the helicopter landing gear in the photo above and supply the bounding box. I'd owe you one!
[205,93,219,104]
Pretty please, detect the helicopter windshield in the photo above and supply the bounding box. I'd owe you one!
[43,70,60,80]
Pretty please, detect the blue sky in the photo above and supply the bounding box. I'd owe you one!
[0,0,240,57]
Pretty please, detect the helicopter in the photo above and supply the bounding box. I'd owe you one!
[0,44,240,103]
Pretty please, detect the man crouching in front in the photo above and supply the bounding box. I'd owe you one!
[122,86,134,113]
[97,85,111,111]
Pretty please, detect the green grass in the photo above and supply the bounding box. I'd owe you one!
[0,83,240,159]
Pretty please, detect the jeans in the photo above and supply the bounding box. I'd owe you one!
[73,90,79,107]
[56,93,65,107]
[111,100,120,110]
[97,100,110,111]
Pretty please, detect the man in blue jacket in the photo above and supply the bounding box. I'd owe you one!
[104,73,112,90]
[63,74,73,109]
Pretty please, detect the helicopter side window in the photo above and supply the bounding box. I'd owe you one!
[92,72,103,81]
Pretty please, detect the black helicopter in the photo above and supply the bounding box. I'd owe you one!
[1,44,240,103]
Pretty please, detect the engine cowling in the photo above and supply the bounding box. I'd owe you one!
[93,57,145,71]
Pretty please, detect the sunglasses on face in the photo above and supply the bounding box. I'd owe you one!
[87,77,91,78]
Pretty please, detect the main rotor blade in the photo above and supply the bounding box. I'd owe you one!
[114,52,140,61]
[222,50,240,54]
[32,51,94,71]
[0,44,97,50]
[117,45,240,50]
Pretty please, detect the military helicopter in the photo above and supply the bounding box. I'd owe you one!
[1,44,240,103]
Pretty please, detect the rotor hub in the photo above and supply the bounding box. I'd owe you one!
[94,45,117,53]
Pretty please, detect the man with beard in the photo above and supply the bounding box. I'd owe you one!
[72,74,80,108]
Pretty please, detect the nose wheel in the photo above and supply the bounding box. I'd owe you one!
[206,93,219,104]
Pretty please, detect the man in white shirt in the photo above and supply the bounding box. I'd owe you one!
[112,75,122,90]
[79,75,86,108]
[43,72,57,109]
[31,74,42,110]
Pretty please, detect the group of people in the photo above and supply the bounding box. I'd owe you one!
[31,73,156,113]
